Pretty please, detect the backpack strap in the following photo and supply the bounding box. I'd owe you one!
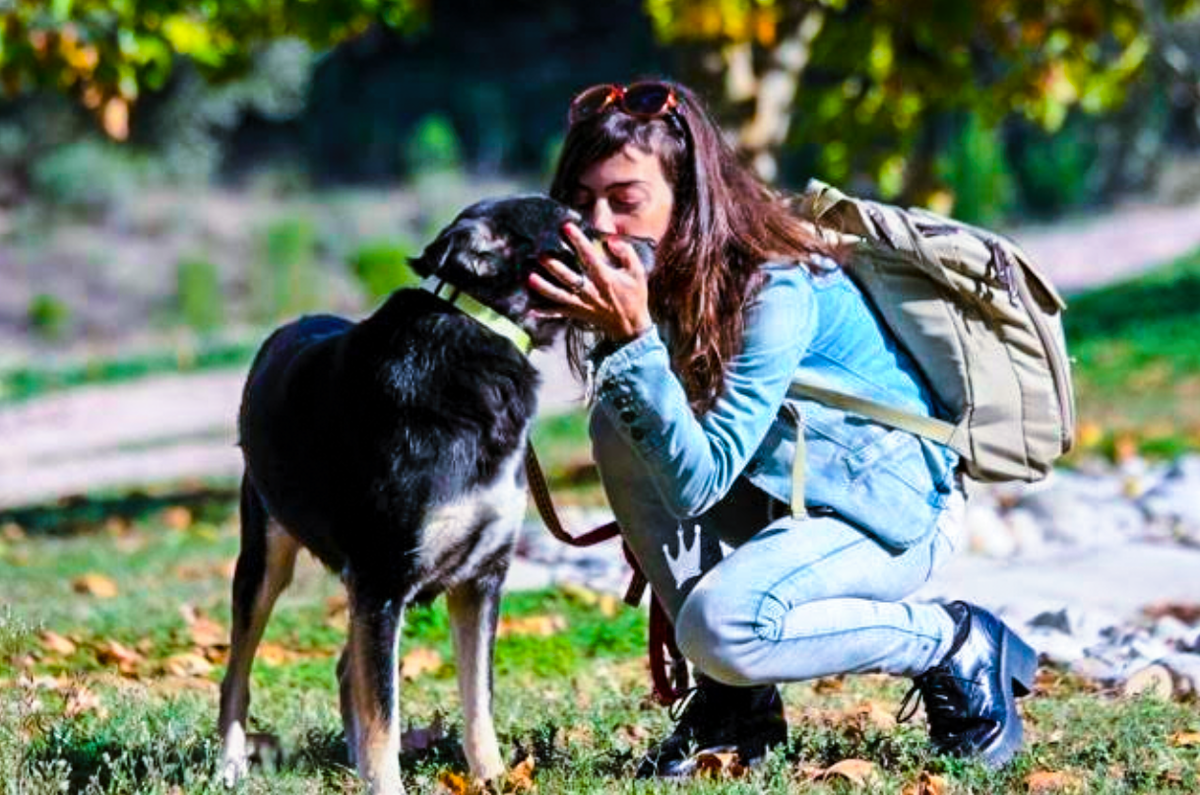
[784,382,968,518]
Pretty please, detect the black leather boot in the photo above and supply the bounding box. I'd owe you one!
[634,675,787,779]
[900,601,1038,768]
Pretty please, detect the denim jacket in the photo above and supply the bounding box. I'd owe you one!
[589,258,960,552]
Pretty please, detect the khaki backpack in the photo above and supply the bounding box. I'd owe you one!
[790,179,1076,484]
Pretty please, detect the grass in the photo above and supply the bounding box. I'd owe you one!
[3,510,1200,794]
[1063,245,1200,459]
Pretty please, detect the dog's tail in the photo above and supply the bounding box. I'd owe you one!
[233,473,270,610]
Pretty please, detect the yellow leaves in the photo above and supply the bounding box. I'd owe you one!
[811,758,883,787]
[903,770,947,795]
[1169,731,1200,747]
[400,647,444,680]
[95,639,144,676]
[72,573,119,598]
[435,755,536,794]
[1026,769,1085,793]
[497,615,567,638]
[39,630,78,657]
[181,604,226,649]
[646,0,779,46]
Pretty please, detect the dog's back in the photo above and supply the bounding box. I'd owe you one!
[238,288,540,588]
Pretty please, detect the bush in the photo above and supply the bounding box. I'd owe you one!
[1007,115,1100,218]
[348,238,418,302]
[175,257,225,333]
[937,112,1015,226]
[404,113,464,178]
[249,216,321,322]
[28,138,142,217]
[27,294,71,341]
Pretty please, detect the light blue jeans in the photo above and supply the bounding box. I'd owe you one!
[594,412,963,686]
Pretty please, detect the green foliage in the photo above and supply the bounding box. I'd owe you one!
[0,0,426,136]
[251,216,321,322]
[28,139,141,216]
[937,113,1015,225]
[348,238,418,302]
[26,294,71,341]
[404,113,464,178]
[1009,115,1100,217]
[175,257,225,334]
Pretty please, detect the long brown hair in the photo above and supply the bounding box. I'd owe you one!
[551,80,839,414]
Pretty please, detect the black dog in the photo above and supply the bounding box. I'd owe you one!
[218,196,650,793]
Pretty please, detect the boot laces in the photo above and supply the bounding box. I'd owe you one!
[896,667,979,737]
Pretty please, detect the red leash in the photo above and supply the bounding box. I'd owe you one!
[524,445,690,704]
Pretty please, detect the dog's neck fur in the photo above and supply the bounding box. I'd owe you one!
[419,275,533,354]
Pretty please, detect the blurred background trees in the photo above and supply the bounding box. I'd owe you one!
[3,0,1200,223]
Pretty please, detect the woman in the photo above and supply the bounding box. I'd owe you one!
[528,80,1036,778]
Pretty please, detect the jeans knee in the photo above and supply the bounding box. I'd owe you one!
[675,583,761,687]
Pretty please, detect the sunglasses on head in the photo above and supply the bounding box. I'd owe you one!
[568,81,679,126]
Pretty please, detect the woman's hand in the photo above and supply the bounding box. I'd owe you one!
[528,222,653,343]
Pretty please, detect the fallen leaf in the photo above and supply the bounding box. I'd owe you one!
[694,750,747,780]
[400,647,443,680]
[40,630,77,657]
[161,506,193,531]
[903,770,947,795]
[497,615,567,637]
[63,683,106,718]
[504,753,536,792]
[1123,664,1174,700]
[853,700,897,730]
[1026,769,1084,793]
[812,675,845,694]
[2,522,25,541]
[164,652,214,678]
[180,606,226,649]
[1170,731,1200,747]
[817,758,881,786]
[72,573,118,598]
[95,640,143,675]
[257,642,298,666]
[437,769,470,795]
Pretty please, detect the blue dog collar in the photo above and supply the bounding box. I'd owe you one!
[420,276,533,355]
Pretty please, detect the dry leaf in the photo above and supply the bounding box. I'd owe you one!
[400,647,443,680]
[694,751,747,779]
[854,700,897,730]
[504,753,537,792]
[818,758,881,786]
[437,770,470,795]
[164,652,214,678]
[40,630,77,657]
[812,675,845,694]
[95,640,143,675]
[1026,770,1084,793]
[2,522,25,541]
[903,770,947,795]
[1169,731,1200,747]
[497,615,567,637]
[63,684,106,718]
[256,642,297,666]
[161,506,193,531]
[181,606,226,649]
[72,573,119,598]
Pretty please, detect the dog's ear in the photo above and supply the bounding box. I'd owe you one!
[409,216,508,280]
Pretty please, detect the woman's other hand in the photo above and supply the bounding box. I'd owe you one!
[529,222,653,344]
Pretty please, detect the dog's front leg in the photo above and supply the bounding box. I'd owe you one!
[346,582,406,794]
[446,570,507,782]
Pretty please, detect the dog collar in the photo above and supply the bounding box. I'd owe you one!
[420,276,533,354]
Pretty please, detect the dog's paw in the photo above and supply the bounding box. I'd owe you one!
[220,730,282,787]
[220,751,249,788]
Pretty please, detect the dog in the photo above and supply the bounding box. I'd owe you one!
[217,195,652,793]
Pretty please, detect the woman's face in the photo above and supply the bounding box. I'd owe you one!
[568,145,674,244]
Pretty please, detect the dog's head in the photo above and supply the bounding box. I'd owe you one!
[410,195,655,348]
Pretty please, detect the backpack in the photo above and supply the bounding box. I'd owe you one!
[791,179,1076,483]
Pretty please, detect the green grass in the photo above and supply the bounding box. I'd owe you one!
[3,511,1200,793]
[1063,245,1200,458]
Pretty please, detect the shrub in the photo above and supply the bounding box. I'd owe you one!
[250,216,321,322]
[1008,114,1100,218]
[27,294,71,341]
[28,138,141,217]
[937,112,1015,226]
[348,238,418,302]
[175,257,225,333]
[404,113,463,178]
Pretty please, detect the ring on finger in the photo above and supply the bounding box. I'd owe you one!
[570,271,588,295]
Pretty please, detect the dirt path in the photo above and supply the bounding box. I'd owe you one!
[3,197,1200,512]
